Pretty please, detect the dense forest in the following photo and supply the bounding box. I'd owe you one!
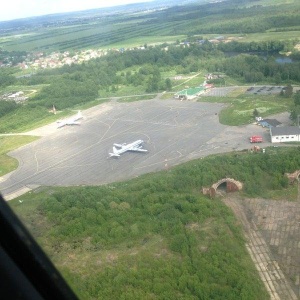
[289,90,300,122]
[11,147,300,299]
[0,67,16,88]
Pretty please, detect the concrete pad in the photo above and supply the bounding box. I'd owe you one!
[0,99,276,199]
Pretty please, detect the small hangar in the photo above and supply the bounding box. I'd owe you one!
[259,119,281,128]
[270,126,300,143]
[174,86,206,100]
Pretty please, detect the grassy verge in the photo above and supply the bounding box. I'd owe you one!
[0,84,47,94]
[105,35,186,49]
[0,101,109,134]
[262,185,298,201]
[0,106,61,133]
[98,85,147,98]
[0,135,38,176]
[117,95,155,102]
[160,92,175,100]
[171,72,206,91]
[200,94,292,126]
[240,30,300,42]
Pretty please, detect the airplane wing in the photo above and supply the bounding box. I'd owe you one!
[65,121,81,126]
[57,120,80,128]
[109,140,147,157]
[113,143,125,148]
[57,121,67,128]
[66,111,82,125]
[74,111,83,121]
[130,148,148,152]
[109,153,120,157]
[109,146,121,157]
[57,111,82,128]
[128,145,147,152]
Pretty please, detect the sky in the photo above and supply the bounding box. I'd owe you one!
[0,0,153,22]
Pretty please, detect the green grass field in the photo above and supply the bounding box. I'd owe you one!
[200,94,292,125]
[117,95,155,102]
[241,31,300,43]
[0,135,38,176]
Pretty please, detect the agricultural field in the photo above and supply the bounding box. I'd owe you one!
[0,18,186,52]
[0,0,299,53]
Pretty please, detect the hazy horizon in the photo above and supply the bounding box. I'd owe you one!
[1,0,154,22]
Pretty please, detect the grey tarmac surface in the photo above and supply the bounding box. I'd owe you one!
[0,99,277,199]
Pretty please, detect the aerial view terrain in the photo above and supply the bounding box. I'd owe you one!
[1,0,300,298]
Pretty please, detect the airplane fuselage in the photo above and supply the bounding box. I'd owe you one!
[57,111,82,128]
[109,139,147,157]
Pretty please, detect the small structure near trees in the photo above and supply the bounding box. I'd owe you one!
[285,170,300,184]
[270,126,300,143]
[202,178,243,198]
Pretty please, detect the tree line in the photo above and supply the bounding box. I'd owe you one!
[289,91,300,122]
[0,68,17,88]
[21,40,300,110]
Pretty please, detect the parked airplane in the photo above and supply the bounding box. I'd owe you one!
[57,111,83,128]
[109,139,147,157]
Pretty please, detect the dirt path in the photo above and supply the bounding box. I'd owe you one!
[223,195,299,299]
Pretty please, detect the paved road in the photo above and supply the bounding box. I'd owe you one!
[0,99,274,200]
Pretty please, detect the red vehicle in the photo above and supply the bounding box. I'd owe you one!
[250,135,263,143]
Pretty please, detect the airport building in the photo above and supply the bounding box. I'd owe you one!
[174,83,212,100]
[270,126,300,143]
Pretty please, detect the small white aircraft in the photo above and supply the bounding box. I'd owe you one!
[109,139,147,157]
[57,111,83,128]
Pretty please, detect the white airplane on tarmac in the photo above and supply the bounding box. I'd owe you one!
[57,111,83,128]
[109,140,147,157]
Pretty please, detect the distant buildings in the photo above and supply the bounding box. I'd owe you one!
[17,49,107,70]
[258,119,282,128]
[2,91,28,103]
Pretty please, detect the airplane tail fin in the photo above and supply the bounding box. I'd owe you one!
[113,143,126,148]
[109,146,120,157]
